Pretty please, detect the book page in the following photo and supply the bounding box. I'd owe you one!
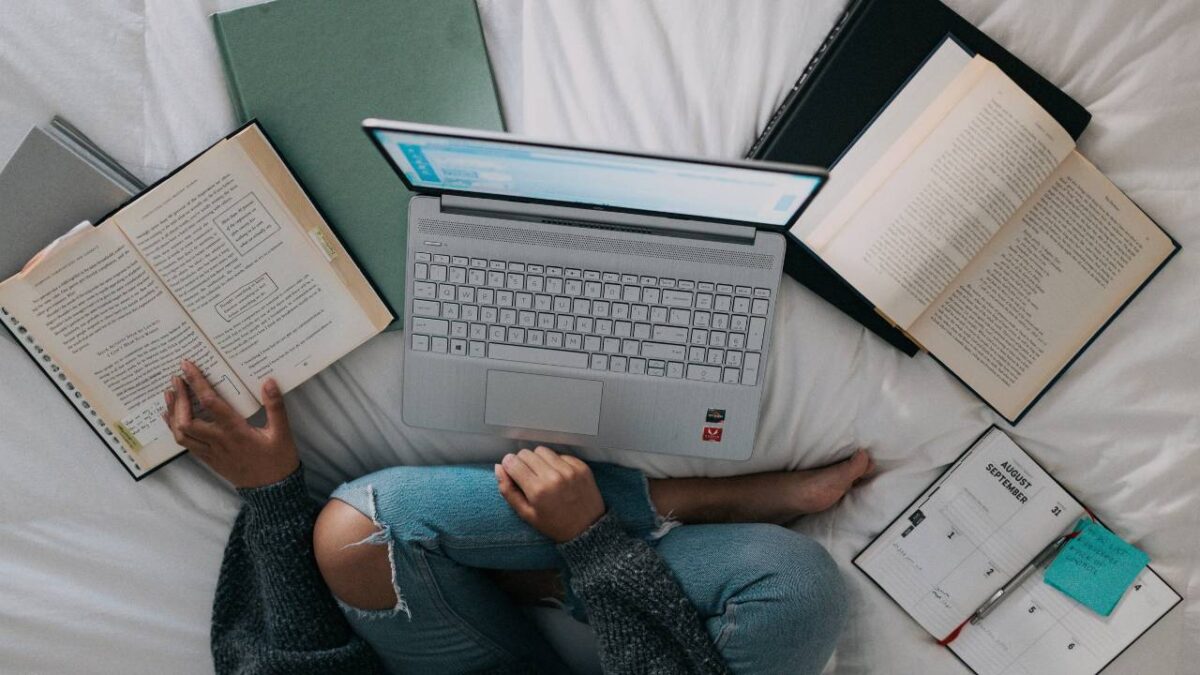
[855,428,1085,639]
[814,58,1075,328]
[951,563,1178,675]
[789,39,972,242]
[0,221,257,469]
[910,152,1177,421]
[109,127,387,394]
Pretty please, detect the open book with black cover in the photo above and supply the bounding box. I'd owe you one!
[0,122,392,479]
[855,427,1180,675]
[788,40,1178,423]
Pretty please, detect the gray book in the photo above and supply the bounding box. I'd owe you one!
[0,122,140,284]
[1,121,142,349]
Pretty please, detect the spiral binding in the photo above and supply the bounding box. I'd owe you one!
[0,306,143,474]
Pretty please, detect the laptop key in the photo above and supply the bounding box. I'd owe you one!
[668,309,690,325]
[742,353,760,386]
[431,336,448,353]
[666,362,683,378]
[652,325,688,343]
[685,364,721,383]
[640,342,686,361]
[413,299,439,317]
[662,290,692,307]
[748,317,767,350]
[629,358,647,375]
[411,334,429,351]
[412,317,448,336]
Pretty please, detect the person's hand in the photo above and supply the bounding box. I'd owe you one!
[495,447,605,543]
[163,360,299,489]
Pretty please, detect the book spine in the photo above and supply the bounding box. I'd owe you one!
[0,306,146,479]
[746,0,866,159]
[211,14,250,123]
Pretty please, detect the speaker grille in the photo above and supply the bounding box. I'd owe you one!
[417,219,773,269]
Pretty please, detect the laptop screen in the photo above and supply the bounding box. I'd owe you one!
[368,127,824,228]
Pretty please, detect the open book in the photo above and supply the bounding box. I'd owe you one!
[0,122,392,479]
[855,427,1180,675]
[790,39,1179,422]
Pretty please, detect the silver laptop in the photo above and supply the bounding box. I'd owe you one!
[364,120,826,460]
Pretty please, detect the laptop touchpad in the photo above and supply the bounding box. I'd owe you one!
[485,371,603,436]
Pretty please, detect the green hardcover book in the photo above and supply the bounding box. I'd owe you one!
[212,0,505,329]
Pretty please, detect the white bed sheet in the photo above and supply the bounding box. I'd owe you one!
[1,1,1197,672]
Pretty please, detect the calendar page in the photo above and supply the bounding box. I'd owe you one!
[855,428,1180,675]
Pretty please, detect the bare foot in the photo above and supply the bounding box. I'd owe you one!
[784,449,874,516]
[648,449,875,525]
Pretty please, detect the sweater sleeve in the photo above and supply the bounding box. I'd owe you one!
[558,514,729,675]
[210,467,383,675]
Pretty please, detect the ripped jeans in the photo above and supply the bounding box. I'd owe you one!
[329,463,847,674]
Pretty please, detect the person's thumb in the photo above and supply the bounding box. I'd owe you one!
[262,378,290,435]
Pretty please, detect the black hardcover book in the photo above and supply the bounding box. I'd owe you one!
[748,0,1092,355]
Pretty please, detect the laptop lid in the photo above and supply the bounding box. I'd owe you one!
[363,120,827,230]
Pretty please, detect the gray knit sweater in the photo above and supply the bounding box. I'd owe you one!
[211,467,728,674]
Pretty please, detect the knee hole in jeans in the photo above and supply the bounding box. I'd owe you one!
[314,497,406,616]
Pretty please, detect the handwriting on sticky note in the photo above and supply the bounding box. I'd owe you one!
[1044,519,1149,616]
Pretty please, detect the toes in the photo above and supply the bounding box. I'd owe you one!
[845,449,874,484]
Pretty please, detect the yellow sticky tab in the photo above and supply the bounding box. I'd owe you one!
[114,422,143,453]
[308,228,337,262]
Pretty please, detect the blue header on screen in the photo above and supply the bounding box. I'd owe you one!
[372,130,822,227]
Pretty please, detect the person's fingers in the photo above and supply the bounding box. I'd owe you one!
[171,375,192,430]
[495,464,536,519]
[501,452,539,489]
[517,447,561,478]
[180,360,238,425]
[559,454,590,475]
[260,378,290,436]
[533,446,571,475]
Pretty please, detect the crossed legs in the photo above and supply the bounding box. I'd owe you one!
[313,451,871,673]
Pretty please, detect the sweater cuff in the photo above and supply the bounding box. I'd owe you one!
[557,512,636,568]
[236,466,312,527]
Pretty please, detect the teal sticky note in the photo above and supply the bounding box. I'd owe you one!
[1044,519,1150,616]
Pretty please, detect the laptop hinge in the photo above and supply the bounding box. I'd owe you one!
[439,195,756,242]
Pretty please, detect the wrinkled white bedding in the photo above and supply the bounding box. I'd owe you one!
[1,1,1197,672]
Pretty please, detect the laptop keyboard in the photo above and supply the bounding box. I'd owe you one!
[408,252,769,386]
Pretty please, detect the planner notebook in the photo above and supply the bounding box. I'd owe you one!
[855,427,1180,675]
[786,41,1177,423]
[748,0,1091,355]
[212,0,505,330]
[0,122,392,479]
